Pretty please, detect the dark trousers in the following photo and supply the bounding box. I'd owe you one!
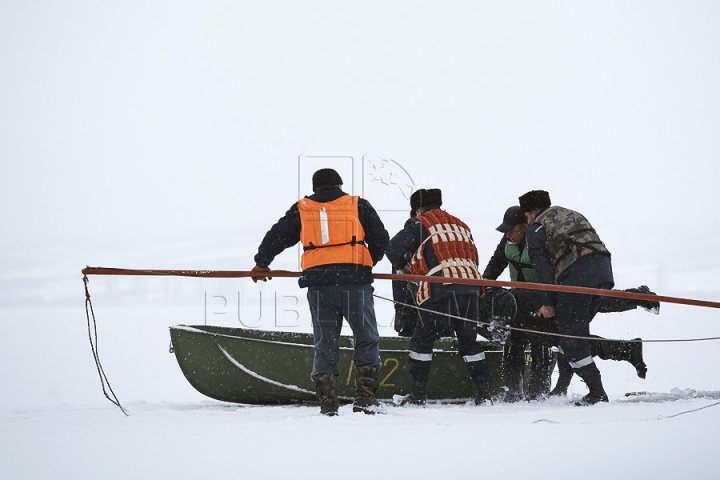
[409,293,490,384]
[308,284,381,377]
[556,285,612,380]
[502,289,555,398]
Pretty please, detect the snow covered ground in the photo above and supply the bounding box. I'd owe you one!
[2,2,720,479]
[2,299,720,479]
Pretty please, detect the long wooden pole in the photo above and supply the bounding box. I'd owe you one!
[82,266,720,310]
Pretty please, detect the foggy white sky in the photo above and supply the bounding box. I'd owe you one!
[2,1,719,307]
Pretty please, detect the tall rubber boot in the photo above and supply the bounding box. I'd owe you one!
[633,285,661,314]
[474,382,493,406]
[400,379,427,406]
[575,374,609,406]
[599,285,660,314]
[353,365,385,414]
[502,342,525,402]
[527,343,554,400]
[591,336,647,379]
[314,373,339,416]
[549,355,573,396]
[617,338,647,379]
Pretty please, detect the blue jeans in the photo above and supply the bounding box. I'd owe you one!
[307,284,381,377]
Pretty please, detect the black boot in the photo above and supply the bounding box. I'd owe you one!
[474,382,493,406]
[633,285,660,314]
[598,285,660,314]
[400,379,427,406]
[575,374,609,406]
[502,341,525,402]
[549,356,573,396]
[598,337,647,379]
[314,373,339,416]
[353,365,385,414]
[527,343,554,400]
[622,338,647,379]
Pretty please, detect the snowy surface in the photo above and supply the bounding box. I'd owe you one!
[2,2,720,479]
[2,303,720,479]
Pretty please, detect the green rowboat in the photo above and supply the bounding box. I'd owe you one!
[169,325,517,404]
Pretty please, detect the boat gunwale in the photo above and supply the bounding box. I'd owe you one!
[170,325,503,354]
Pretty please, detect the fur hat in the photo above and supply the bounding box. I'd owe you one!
[410,189,442,216]
[496,206,526,233]
[312,168,343,192]
[519,190,551,212]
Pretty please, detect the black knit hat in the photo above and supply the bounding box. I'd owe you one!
[496,206,526,233]
[410,189,442,216]
[312,168,343,192]
[519,190,551,212]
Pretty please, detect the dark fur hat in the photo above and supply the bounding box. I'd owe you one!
[410,189,442,216]
[519,190,551,212]
[312,168,343,192]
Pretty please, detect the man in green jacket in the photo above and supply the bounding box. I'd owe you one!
[483,206,659,401]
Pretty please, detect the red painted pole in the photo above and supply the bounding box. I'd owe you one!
[82,266,720,310]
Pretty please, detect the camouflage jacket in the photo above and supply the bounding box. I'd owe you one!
[534,206,610,281]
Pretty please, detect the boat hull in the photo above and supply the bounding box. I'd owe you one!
[169,325,518,405]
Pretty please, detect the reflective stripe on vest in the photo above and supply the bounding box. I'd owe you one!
[409,210,482,305]
[504,242,537,282]
[297,195,373,270]
[535,206,610,281]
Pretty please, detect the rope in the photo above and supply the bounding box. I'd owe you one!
[374,294,720,344]
[83,275,128,416]
[650,399,720,420]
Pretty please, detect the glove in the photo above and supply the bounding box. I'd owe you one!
[405,281,419,297]
[251,265,271,283]
[393,304,418,337]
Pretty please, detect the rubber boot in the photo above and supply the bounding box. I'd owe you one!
[599,286,660,314]
[593,337,647,379]
[353,365,385,414]
[619,338,647,379]
[633,285,660,314]
[502,341,525,402]
[400,379,428,406]
[314,373,339,416]
[474,382,493,406]
[575,374,609,406]
[549,355,573,397]
[527,343,554,400]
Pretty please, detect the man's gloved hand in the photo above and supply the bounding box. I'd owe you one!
[393,304,417,337]
[251,265,271,283]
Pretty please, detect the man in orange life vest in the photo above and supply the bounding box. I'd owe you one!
[386,188,492,405]
[251,168,389,416]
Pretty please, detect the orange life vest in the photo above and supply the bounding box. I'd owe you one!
[297,195,373,270]
[408,209,482,304]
